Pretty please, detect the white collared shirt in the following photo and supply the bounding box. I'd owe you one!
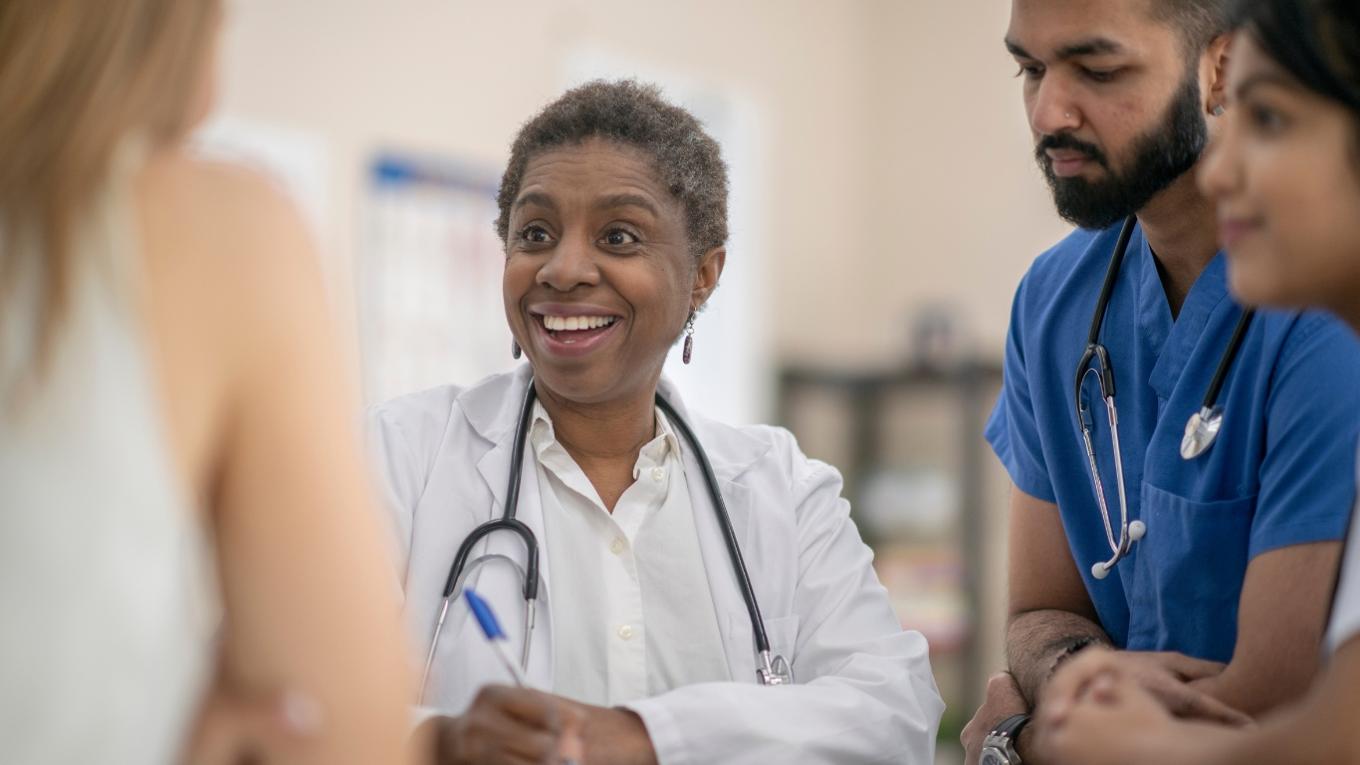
[530,402,730,706]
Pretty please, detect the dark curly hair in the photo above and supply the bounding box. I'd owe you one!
[495,79,729,257]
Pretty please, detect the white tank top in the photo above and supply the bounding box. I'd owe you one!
[0,146,219,763]
[1325,446,1360,658]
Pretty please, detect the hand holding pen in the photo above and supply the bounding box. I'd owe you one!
[425,589,583,765]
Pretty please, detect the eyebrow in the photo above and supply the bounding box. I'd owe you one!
[1234,71,1300,101]
[597,193,662,217]
[513,191,557,211]
[1004,36,1125,60]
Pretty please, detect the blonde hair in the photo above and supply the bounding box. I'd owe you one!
[0,0,219,371]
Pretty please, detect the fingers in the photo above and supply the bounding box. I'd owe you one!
[1042,648,1119,724]
[483,685,563,730]
[1148,680,1253,726]
[1085,671,1120,704]
[960,672,1029,765]
[1042,650,1250,731]
[1153,651,1228,681]
[446,686,577,765]
[1035,700,1139,765]
[985,671,1026,706]
[556,704,587,764]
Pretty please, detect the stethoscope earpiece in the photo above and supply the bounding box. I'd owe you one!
[1128,520,1146,541]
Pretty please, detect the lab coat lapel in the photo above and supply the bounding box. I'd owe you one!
[685,464,756,680]
[464,364,535,511]
[658,378,769,681]
[456,366,555,690]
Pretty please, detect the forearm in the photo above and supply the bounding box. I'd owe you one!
[1147,707,1354,765]
[1007,609,1111,705]
[1189,541,1341,717]
[1188,659,1312,718]
[626,666,941,764]
[1200,656,1360,765]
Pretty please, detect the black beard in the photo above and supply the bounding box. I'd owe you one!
[1037,69,1208,229]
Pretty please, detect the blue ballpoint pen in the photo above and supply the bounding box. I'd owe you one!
[464,588,530,687]
[464,589,580,765]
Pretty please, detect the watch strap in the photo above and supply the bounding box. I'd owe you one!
[991,712,1031,739]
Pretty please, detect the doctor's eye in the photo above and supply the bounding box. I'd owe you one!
[517,224,554,245]
[1015,63,1045,80]
[600,228,640,248]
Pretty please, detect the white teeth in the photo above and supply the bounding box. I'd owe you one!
[542,315,617,332]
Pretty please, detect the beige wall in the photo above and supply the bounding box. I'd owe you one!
[216,0,1071,369]
[856,0,1071,362]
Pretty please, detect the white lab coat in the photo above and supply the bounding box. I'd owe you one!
[366,366,943,764]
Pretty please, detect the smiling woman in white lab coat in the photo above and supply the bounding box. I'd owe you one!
[367,79,943,765]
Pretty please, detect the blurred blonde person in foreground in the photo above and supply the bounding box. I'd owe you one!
[0,2,418,763]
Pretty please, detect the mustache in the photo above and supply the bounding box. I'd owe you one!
[1035,133,1110,170]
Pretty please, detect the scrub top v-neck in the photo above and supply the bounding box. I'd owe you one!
[987,221,1360,662]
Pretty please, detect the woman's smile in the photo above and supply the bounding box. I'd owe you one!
[529,302,626,359]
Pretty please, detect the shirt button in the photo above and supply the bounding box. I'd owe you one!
[617,624,635,641]
[609,537,626,555]
[650,467,666,483]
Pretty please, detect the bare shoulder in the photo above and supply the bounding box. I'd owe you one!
[138,150,314,267]
[135,149,336,405]
[137,149,327,323]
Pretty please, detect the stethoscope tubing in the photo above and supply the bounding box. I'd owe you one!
[654,395,773,657]
[1075,216,1253,578]
[423,376,785,701]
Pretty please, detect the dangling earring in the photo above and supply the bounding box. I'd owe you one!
[511,339,522,360]
[682,311,696,365]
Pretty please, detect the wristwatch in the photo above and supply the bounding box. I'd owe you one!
[980,713,1031,765]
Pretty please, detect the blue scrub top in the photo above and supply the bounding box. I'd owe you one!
[986,221,1360,663]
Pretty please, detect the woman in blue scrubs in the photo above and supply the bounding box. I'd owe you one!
[1037,0,1360,762]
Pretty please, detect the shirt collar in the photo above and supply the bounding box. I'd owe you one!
[528,400,682,476]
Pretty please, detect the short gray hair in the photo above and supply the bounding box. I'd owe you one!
[495,79,729,256]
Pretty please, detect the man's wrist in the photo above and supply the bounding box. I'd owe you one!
[1047,636,1105,678]
[1013,718,1035,761]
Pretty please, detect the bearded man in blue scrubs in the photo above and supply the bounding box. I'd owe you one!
[961,1,1360,763]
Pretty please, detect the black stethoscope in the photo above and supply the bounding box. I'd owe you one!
[1074,216,1254,580]
[418,378,793,702]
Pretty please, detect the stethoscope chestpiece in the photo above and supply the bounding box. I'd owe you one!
[756,650,794,686]
[1180,405,1224,460]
